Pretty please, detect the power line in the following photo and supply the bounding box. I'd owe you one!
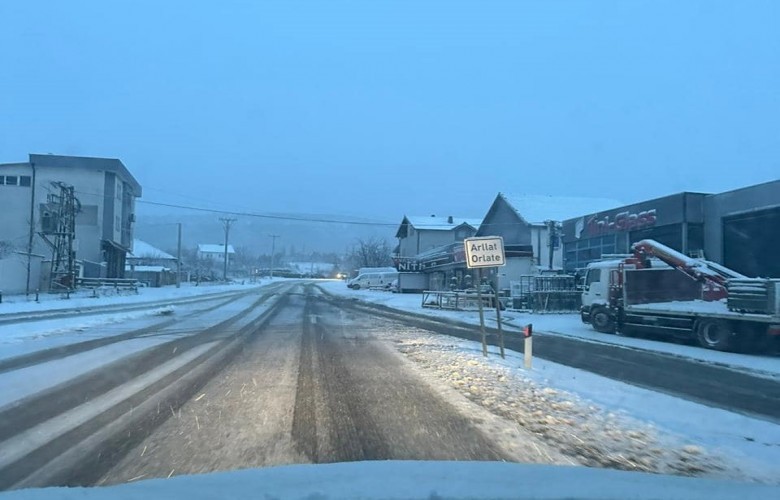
[137,199,398,226]
[69,188,561,229]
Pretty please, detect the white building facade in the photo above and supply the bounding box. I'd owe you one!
[0,154,142,292]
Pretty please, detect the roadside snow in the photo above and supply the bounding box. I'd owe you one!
[0,291,277,406]
[317,281,780,379]
[377,322,780,484]
[0,307,174,345]
[0,281,271,316]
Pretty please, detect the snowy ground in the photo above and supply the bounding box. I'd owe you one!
[383,325,780,484]
[318,281,780,379]
[0,280,291,360]
[0,291,278,410]
[320,281,780,483]
[0,280,276,316]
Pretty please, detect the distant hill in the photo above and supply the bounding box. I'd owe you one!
[133,212,395,256]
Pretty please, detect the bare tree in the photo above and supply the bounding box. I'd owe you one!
[346,237,393,269]
[0,241,14,259]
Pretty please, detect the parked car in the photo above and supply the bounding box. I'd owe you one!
[348,272,398,290]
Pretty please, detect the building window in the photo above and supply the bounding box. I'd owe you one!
[19,176,31,187]
[3,175,17,186]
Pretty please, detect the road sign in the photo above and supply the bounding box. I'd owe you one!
[464,236,506,268]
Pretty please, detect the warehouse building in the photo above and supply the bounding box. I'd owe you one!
[704,180,780,278]
[561,180,780,278]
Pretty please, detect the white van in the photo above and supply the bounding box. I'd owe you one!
[348,272,398,290]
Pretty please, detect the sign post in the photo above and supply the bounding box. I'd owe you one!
[523,324,533,369]
[464,236,506,358]
[493,272,505,359]
[474,268,488,357]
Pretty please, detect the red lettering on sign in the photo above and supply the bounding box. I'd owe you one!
[585,209,657,237]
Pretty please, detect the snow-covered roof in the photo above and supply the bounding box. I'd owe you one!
[499,193,623,225]
[129,240,176,260]
[198,244,235,254]
[404,215,483,231]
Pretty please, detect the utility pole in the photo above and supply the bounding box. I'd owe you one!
[176,222,182,288]
[269,234,280,279]
[220,218,237,281]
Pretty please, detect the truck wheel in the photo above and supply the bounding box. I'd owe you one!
[696,319,733,351]
[591,307,615,334]
[352,284,361,290]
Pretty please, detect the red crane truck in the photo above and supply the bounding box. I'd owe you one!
[580,239,780,351]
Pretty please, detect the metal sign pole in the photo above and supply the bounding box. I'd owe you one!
[493,270,505,359]
[475,268,488,357]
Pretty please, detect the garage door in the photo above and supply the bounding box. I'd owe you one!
[723,207,780,278]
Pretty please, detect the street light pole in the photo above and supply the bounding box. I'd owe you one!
[269,234,280,279]
[220,218,237,281]
[176,222,182,288]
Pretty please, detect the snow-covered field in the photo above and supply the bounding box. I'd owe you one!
[317,281,780,379]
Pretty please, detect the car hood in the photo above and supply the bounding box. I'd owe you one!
[1,461,776,500]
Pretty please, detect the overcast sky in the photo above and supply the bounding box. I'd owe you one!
[2,1,778,222]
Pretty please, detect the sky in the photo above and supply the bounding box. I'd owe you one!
[1,0,779,223]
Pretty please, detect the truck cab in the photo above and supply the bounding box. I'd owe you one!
[580,260,622,332]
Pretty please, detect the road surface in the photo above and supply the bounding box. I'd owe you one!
[1,283,775,489]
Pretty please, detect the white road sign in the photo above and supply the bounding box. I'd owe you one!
[464,236,506,268]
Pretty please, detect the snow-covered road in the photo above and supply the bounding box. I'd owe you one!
[0,280,777,492]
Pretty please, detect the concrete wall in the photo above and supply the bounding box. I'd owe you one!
[493,257,535,291]
[0,252,43,295]
[530,226,561,270]
[703,180,780,263]
[0,163,34,256]
[34,166,108,263]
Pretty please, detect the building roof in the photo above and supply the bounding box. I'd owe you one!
[395,215,482,238]
[129,239,176,260]
[198,244,235,254]
[28,154,143,196]
[499,193,623,225]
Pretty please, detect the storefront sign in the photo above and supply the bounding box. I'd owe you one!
[583,209,657,237]
[394,257,421,272]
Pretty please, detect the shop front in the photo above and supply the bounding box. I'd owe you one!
[561,193,707,272]
[704,180,780,278]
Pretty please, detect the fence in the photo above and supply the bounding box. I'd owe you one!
[421,290,500,311]
[510,275,581,312]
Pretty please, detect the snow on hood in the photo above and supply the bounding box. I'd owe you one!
[4,461,776,500]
